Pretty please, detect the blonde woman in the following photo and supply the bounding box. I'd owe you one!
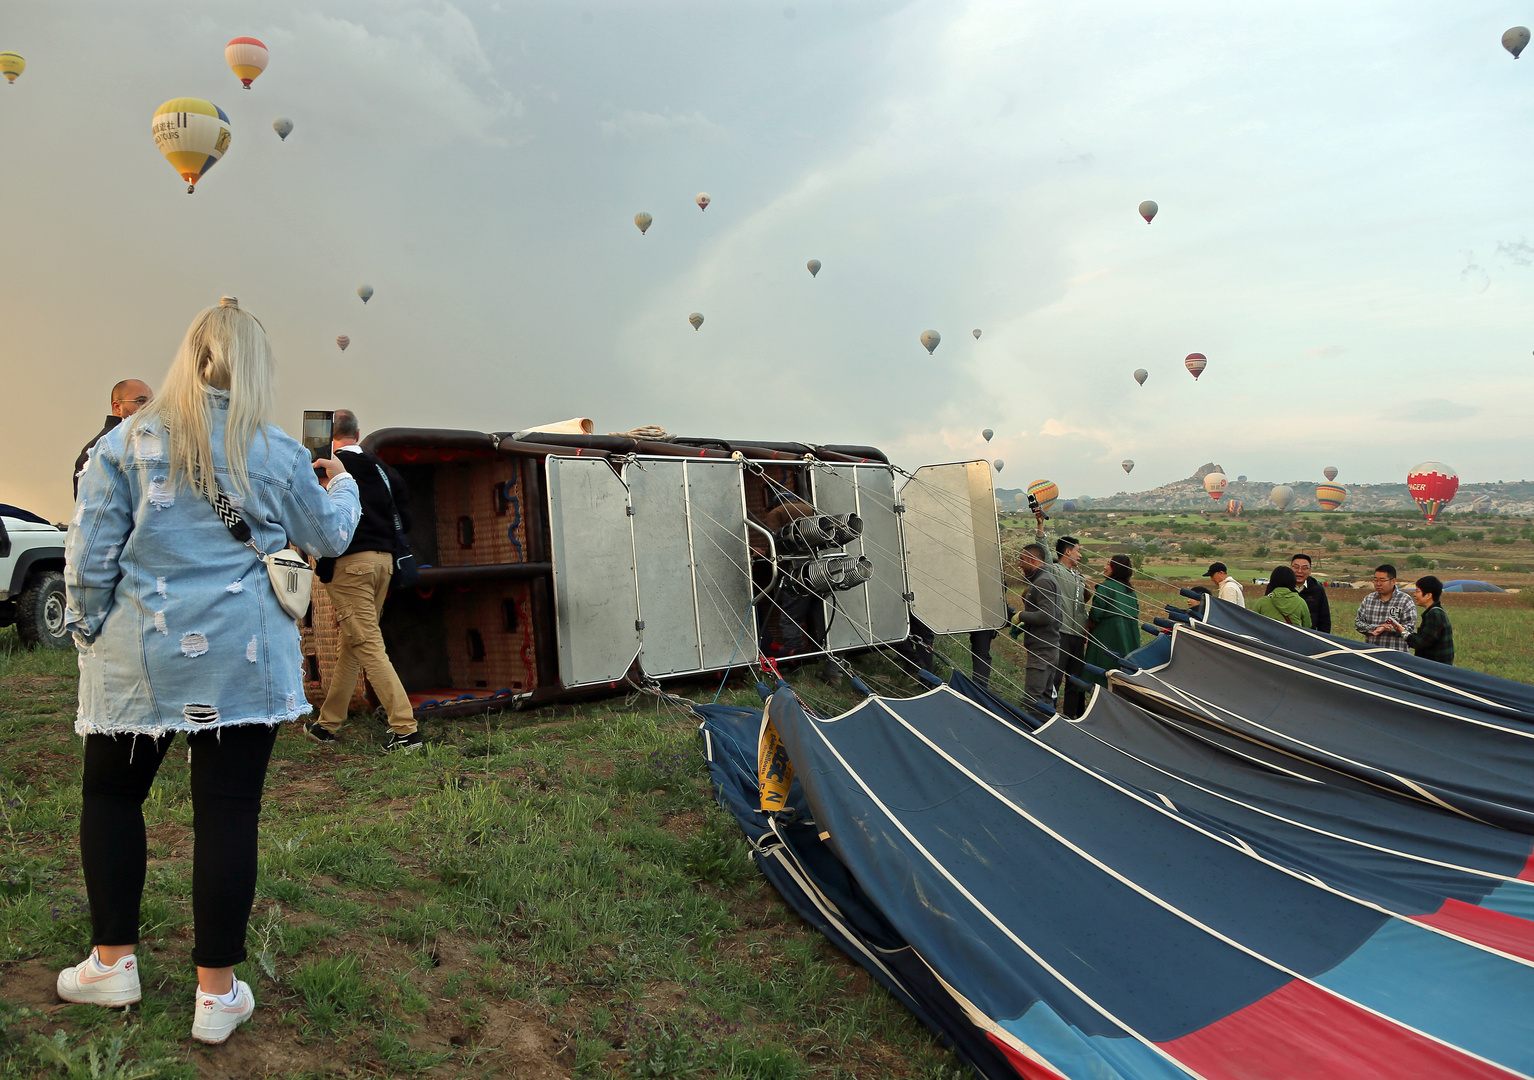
[59,297,361,1044]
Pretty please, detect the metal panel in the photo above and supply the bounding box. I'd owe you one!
[545,456,641,687]
[899,460,1006,635]
[683,461,756,671]
[625,458,755,679]
[810,465,909,651]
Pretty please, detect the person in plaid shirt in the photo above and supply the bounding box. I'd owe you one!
[1354,563,1417,651]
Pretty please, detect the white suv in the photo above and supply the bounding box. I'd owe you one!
[0,511,69,649]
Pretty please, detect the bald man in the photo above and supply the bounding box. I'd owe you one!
[73,380,153,498]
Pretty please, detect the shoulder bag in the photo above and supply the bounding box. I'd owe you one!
[372,463,420,589]
[204,479,314,620]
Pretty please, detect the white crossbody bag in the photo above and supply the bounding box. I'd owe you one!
[204,479,313,620]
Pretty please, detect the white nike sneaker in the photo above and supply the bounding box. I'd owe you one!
[55,950,142,1007]
[191,979,255,1044]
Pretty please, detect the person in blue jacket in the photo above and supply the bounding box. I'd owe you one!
[57,297,361,1045]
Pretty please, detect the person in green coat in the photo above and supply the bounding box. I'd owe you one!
[1406,575,1454,665]
[1249,565,1313,628]
[1084,554,1142,686]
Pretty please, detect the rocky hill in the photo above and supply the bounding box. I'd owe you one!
[998,465,1534,515]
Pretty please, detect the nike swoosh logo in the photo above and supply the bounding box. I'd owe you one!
[79,969,122,984]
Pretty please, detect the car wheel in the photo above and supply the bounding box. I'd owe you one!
[16,570,70,650]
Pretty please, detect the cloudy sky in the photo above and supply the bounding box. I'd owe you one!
[3,1,1531,521]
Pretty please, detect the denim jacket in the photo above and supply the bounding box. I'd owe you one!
[65,390,361,737]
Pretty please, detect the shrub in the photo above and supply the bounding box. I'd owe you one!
[1406,554,1430,568]
[1325,542,1339,553]
[1252,545,1270,559]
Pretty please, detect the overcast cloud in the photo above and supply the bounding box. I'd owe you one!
[2,1,1531,521]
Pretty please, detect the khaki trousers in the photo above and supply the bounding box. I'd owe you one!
[318,551,416,735]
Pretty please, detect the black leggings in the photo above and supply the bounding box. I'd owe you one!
[81,723,278,969]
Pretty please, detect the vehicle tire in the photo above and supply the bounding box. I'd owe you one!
[16,570,70,650]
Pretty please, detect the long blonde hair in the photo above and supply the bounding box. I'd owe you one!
[135,297,275,499]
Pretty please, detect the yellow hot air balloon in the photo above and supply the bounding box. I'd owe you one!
[152,99,232,193]
[0,53,24,84]
[635,212,652,235]
[225,37,269,89]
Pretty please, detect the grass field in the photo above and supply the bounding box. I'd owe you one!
[2,564,1530,1078]
[0,628,962,1080]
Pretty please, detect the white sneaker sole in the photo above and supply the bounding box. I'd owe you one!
[56,983,141,1007]
[191,1003,254,1044]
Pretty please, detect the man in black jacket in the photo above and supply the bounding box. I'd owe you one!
[73,380,152,497]
[1290,552,1332,634]
[307,410,422,753]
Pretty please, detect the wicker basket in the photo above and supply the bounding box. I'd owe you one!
[431,460,533,568]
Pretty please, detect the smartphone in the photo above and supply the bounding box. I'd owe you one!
[302,410,334,463]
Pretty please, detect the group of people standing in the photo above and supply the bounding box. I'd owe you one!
[1007,519,1142,717]
[1205,554,1454,665]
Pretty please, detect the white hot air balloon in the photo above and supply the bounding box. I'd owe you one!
[1270,485,1295,511]
[357,285,374,304]
[920,330,940,354]
[272,116,293,141]
[1121,459,1134,474]
[695,192,710,211]
[1133,368,1148,386]
[981,428,994,442]
[973,329,982,340]
[1505,26,1530,58]
[689,312,704,330]
[634,212,652,235]
[1203,471,1228,500]
[1138,200,1158,223]
[992,459,1004,472]
[806,259,821,277]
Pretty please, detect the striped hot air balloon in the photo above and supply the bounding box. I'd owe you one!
[1026,479,1059,514]
[1315,483,1347,511]
[225,37,269,88]
[151,99,232,193]
[0,52,25,84]
[336,335,350,352]
[1185,353,1208,379]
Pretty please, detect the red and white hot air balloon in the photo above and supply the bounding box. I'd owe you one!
[1185,353,1208,379]
[1203,471,1227,500]
[1407,462,1458,522]
[225,37,269,89]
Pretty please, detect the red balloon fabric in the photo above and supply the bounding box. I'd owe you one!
[1408,462,1459,522]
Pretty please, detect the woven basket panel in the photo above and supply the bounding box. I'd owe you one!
[440,581,538,691]
[432,461,532,568]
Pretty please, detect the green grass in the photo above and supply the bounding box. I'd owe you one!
[0,625,963,1079]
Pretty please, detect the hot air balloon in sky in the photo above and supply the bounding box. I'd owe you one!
[225,37,268,89]
[1138,200,1158,223]
[1505,26,1530,58]
[1407,462,1459,522]
[1203,471,1228,499]
[152,99,232,193]
[1185,353,1208,379]
[0,52,24,84]
[634,212,652,235]
[920,330,940,354]
[1270,485,1295,511]
[973,329,982,340]
[357,285,374,304]
[981,429,994,442]
[1026,479,1059,514]
[695,192,710,211]
[1121,460,1134,474]
[1133,368,1148,386]
[272,117,293,141]
[1236,475,1247,482]
[807,259,821,277]
[689,313,704,331]
[991,460,1005,473]
[1014,493,1027,506]
[1324,466,1338,482]
[336,335,350,352]
[1315,483,1347,511]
